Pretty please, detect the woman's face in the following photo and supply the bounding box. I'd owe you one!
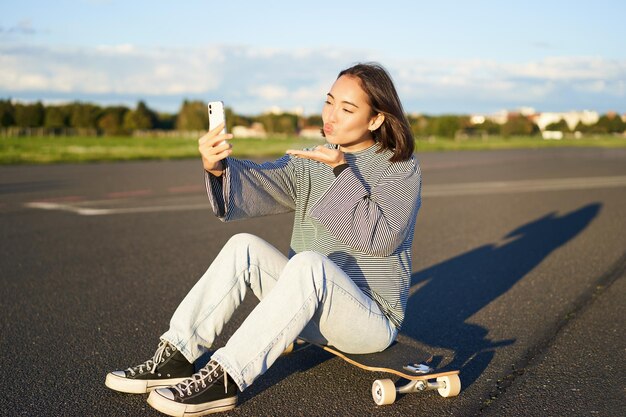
[322,75,379,151]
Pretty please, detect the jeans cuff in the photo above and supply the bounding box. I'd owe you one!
[159,334,195,365]
[211,350,247,392]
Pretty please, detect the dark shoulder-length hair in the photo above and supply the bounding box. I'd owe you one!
[337,62,414,162]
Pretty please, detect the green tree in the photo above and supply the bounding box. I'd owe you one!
[254,113,274,133]
[480,120,502,135]
[225,107,254,130]
[44,105,70,129]
[275,113,298,135]
[224,107,236,132]
[574,121,593,133]
[545,119,570,133]
[501,115,538,137]
[594,113,626,133]
[0,99,15,127]
[304,114,323,127]
[254,112,299,135]
[70,103,101,129]
[408,114,431,137]
[176,100,208,130]
[155,112,177,130]
[427,115,469,138]
[98,106,129,135]
[14,102,45,127]
[123,100,157,131]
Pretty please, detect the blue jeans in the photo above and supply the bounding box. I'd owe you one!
[160,233,397,391]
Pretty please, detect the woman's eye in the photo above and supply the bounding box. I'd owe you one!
[324,100,331,105]
[343,109,353,113]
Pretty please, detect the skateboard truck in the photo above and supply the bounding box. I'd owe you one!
[412,379,444,392]
[372,374,461,405]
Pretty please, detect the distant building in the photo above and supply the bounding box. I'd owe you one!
[534,111,599,131]
[470,108,600,132]
[299,126,323,139]
[470,115,486,125]
[470,110,509,125]
[232,122,267,138]
[541,130,564,140]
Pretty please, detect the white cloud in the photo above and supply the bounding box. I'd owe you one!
[249,84,289,100]
[575,80,606,93]
[0,44,224,95]
[95,44,136,54]
[394,56,626,111]
[293,84,327,101]
[244,46,282,59]
[0,43,624,114]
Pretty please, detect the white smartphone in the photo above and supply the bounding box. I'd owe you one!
[208,101,227,135]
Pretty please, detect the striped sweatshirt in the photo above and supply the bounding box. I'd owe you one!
[204,143,422,329]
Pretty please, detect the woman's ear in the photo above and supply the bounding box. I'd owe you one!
[369,113,385,131]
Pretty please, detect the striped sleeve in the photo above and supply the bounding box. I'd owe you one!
[309,159,421,257]
[205,155,299,221]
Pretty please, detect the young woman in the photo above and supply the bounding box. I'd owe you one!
[105,62,422,416]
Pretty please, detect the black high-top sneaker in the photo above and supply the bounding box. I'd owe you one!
[147,359,238,416]
[105,340,194,394]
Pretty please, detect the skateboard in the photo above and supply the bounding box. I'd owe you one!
[285,337,461,405]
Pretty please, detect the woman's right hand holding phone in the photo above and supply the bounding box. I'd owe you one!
[199,122,233,176]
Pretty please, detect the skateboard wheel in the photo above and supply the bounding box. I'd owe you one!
[436,374,461,397]
[372,379,396,405]
[281,343,294,356]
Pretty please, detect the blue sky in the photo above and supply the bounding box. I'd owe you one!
[1,0,625,115]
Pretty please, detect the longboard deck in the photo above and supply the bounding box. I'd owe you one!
[289,338,462,404]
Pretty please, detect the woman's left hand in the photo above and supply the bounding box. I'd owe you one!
[286,146,346,168]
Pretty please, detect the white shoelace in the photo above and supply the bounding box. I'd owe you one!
[173,361,225,397]
[126,340,172,376]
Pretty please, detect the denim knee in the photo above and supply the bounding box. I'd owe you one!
[284,251,328,288]
[225,232,263,248]
[289,250,325,265]
[288,251,328,276]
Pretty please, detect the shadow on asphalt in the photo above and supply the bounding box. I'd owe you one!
[170,203,602,406]
[403,202,601,390]
[196,346,333,407]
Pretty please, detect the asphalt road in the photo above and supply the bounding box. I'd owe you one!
[1,147,625,416]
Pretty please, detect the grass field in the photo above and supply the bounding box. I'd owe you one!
[1,134,624,164]
[0,135,322,164]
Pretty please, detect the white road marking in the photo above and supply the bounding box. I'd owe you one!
[24,201,209,216]
[23,175,626,216]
